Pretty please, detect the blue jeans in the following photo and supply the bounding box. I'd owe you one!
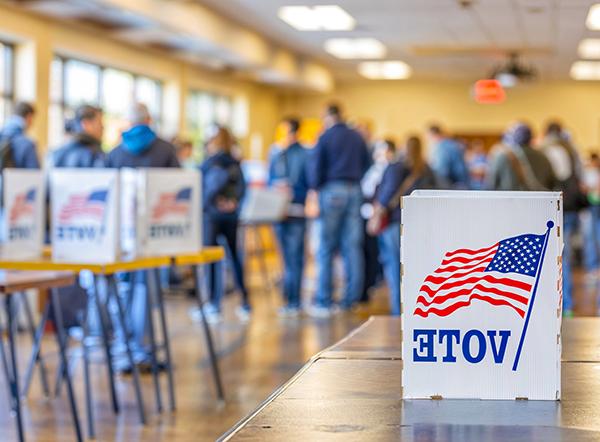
[275,219,306,308]
[563,212,578,312]
[378,222,401,316]
[583,206,600,271]
[315,182,364,308]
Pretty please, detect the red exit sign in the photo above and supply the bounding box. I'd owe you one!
[473,79,506,104]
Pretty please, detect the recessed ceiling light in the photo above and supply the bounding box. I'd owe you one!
[587,4,600,30]
[570,61,600,80]
[358,61,412,80]
[324,38,386,59]
[578,39,600,59]
[278,5,355,31]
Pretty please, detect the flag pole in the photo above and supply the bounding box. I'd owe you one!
[512,220,554,372]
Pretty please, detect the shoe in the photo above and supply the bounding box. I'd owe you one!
[236,305,252,322]
[306,304,332,319]
[188,304,222,324]
[278,306,301,318]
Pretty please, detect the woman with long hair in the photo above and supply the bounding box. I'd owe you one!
[369,135,437,315]
[199,126,250,322]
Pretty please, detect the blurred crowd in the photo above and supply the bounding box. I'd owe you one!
[0,100,594,331]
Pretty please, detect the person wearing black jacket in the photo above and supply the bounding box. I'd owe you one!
[200,126,249,322]
[51,105,105,168]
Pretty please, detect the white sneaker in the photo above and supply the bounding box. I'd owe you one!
[306,304,332,319]
[278,306,301,318]
[235,306,252,322]
[188,305,223,324]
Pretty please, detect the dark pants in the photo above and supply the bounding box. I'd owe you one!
[361,219,382,302]
[204,215,249,311]
[274,218,306,308]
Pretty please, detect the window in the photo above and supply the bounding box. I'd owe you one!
[49,56,163,149]
[187,90,248,160]
[0,42,15,127]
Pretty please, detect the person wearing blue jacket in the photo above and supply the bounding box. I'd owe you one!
[201,126,249,322]
[371,136,437,315]
[427,124,469,189]
[106,103,180,372]
[51,105,105,168]
[0,102,40,168]
[307,103,371,317]
[106,103,179,168]
[268,118,309,316]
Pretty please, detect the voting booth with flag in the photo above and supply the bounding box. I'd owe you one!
[51,169,120,263]
[401,191,562,400]
[121,168,201,257]
[1,169,45,259]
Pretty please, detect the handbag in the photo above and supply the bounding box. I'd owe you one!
[367,171,420,236]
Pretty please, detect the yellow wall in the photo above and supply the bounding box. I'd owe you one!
[282,80,600,153]
[0,4,282,158]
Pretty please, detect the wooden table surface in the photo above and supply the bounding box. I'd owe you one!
[221,316,600,442]
[0,270,76,294]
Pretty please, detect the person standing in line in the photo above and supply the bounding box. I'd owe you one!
[368,137,437,316]
[307,103,371,317]
[540,121,588,317]
[200,126,250,322]
[486,123,556,192]
[426,124,469,189]
[106,103,180,371]
[0,102,40,168]
[51,105,105,168]
[268,117,309,317]
[582,153,600,279]
[106,103,179,168]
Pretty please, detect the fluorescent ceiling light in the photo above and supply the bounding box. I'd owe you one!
[324,38,386,59]
[570,61,600,80]
[358,61,411,80]
[278,5,355,31]
[578,39,600,59]
[588,4,600,30]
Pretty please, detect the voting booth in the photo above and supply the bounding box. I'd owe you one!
[51,169,120,263]
[1,169,45,259]
[121,168,201,256]
[401,191,562,401]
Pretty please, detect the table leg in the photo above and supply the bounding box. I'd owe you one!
[82,308,94,439]
[144,270,163,413]
[5,296,24,442]
[53,335,70,397]
[50,289,83,442]
[105,274,146,424]
[0,324,13,410]
[193,265,225,401]
[152,268,176,411]
[92,275,119,414]
[21,302,49,398]
[20,292,50,397]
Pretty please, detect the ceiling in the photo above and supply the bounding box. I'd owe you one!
[196,0,599,81]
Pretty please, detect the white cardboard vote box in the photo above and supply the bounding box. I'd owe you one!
[1,169,45,259]
[401,191,562,400]
[121,168,201,257]
[51,169,120,263]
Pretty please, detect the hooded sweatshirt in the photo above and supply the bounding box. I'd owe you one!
[106,124,179,168]
[0,115,40,169]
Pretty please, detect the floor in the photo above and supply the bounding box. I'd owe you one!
[0,260,598,441]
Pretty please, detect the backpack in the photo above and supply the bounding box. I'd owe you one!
[0,136,16,170]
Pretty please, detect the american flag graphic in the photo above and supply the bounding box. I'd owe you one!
[414,233,546,319]
[9,188,36,223]
[59,189,108,223]
[151,187,192,221]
